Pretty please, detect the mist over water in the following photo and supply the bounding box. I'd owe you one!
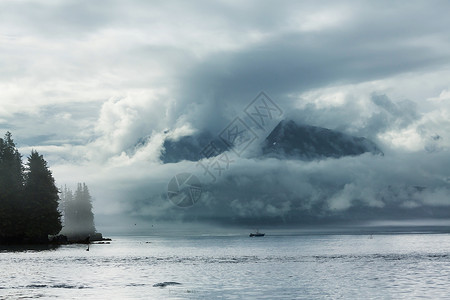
[2,234,450,299]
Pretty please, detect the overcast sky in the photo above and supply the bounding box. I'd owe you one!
[2,0,450,233]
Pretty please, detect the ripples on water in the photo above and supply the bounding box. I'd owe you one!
[2,234,450,299]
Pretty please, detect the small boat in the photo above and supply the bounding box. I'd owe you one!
[249,230,265,237]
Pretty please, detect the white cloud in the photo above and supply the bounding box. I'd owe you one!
[2,1,450,228]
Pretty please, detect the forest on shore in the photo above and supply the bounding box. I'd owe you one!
[60,183,97,241]
[0,132,61,243]
[0,132,97,244]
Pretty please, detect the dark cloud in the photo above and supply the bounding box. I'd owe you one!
[120,150,450,227]
[186,32,446,97]
[1,1,450,231]
[171,1,450,133]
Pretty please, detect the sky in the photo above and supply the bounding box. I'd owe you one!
[1,0,450,234]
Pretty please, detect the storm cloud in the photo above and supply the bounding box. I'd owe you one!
[1,0,450,231]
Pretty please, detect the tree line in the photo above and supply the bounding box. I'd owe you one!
[0,132,61,243]
[60,183,96,240]
[0,132,99,244]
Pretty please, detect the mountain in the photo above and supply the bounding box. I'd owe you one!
[160,120,382,163]
[262,120,383,160]
[161,131,227,163]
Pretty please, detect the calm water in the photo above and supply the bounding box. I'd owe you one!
[2,234,450,299]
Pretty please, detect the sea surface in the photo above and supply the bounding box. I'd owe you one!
[2,233,450,299]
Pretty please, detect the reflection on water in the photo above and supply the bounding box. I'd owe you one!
[1,234,450,299]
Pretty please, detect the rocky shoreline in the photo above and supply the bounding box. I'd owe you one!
[50,232,111,245]
[1,232,111,246]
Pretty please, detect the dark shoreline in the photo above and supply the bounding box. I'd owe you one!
[0,233,112,246]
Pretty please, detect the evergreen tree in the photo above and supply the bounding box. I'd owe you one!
[0,132,63,244]
[24,150,61,240]
[61,185,77,236]
[60,183,96,239]
[0,132,25,240]
[59,185,73,226]
[79,183,95,235]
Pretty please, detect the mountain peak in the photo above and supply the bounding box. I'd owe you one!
[160,120,383,163]
[262,120,383,159]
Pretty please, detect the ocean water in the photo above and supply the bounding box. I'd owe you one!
[2,233,450,299]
